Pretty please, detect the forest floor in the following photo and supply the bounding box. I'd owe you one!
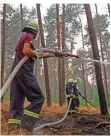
[1,101,110,135]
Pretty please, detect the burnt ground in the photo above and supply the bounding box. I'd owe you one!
[34,113,109,135]
[1,101,110,135]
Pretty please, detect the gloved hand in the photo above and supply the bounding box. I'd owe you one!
[69,94,75,98]
[32,49,43,61]
[78,92,82,96]
[66,94,75,99]
[36,49,44,59]
[35,49,56,59]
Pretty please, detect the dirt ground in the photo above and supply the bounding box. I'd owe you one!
[1,101,110,135]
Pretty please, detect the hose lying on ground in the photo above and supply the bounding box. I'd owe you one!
[33,98,72,134]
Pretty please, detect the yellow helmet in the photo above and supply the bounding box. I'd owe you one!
[26,20,38,32]
[68,79,74,83]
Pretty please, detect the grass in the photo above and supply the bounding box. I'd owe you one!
[3,93,28,102]
[3,93,10,100]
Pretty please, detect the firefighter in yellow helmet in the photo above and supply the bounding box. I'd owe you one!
[66,79,80,114]
[8,20,50,133]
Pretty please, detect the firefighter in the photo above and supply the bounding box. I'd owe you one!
[66,79,80,114]
[8,20,51,132]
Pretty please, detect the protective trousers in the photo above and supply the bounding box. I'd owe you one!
[8,56,44,131]
[75,97,80,110]
[67,98,76,113]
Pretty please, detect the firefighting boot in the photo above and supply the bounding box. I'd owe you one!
[75,106,79,112]
[21,114,38,131]
[68,110,73,116]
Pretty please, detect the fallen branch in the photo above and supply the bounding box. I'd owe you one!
[94,122,110,128]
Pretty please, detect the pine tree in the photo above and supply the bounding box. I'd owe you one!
[36,4,52,107]
[84,4,108,115]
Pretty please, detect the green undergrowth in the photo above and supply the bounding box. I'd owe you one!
[3,91,110,108]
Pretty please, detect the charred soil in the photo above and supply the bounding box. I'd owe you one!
[1,101,110,135]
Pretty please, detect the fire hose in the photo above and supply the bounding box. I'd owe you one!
[0,47,110,99]
[78,93,100,110]
[33,98,73,134]
[0,49,79,99]
[33,94,100,134]
[1,56,29,98]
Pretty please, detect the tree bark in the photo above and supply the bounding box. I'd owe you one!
[36,4,51,107]
[95,4,109,106]
[1,4,6,101]
[61,4,65,104]
[20,4,24,30]
[70,37,75,79]
[106,42,110,82]
[34,34,41,78]
[78,14,88,105]
[108,4,110,17]
[84,4,108,115]
[50,28,58,102]
[79,17,88,106]
[56,4,63,106]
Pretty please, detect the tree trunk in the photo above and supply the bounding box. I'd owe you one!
[56,4,63,106]
[61,4,65,104]
[81,48,88,106]
[36,4,51,107]
[20,4,24,30]
[34,34,41,78]
[108,4,110,17]
[1,4,6,101]
[70,38,75,79]
[95,4,109,106]
[106,42,110,82]
[50,29,58,102]
[78,15,88,105]
[84,4,108,115]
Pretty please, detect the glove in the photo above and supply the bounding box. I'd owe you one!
[66,94,74,99]
[78,92,82,96]
[69,94,75,98]
[36,49,56,59]
[36,49,44,59]
[32,49,43,61]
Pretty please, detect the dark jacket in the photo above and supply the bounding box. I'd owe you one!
[66,83,79,98]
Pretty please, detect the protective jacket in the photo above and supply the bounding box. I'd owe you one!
[66,83,80,113]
